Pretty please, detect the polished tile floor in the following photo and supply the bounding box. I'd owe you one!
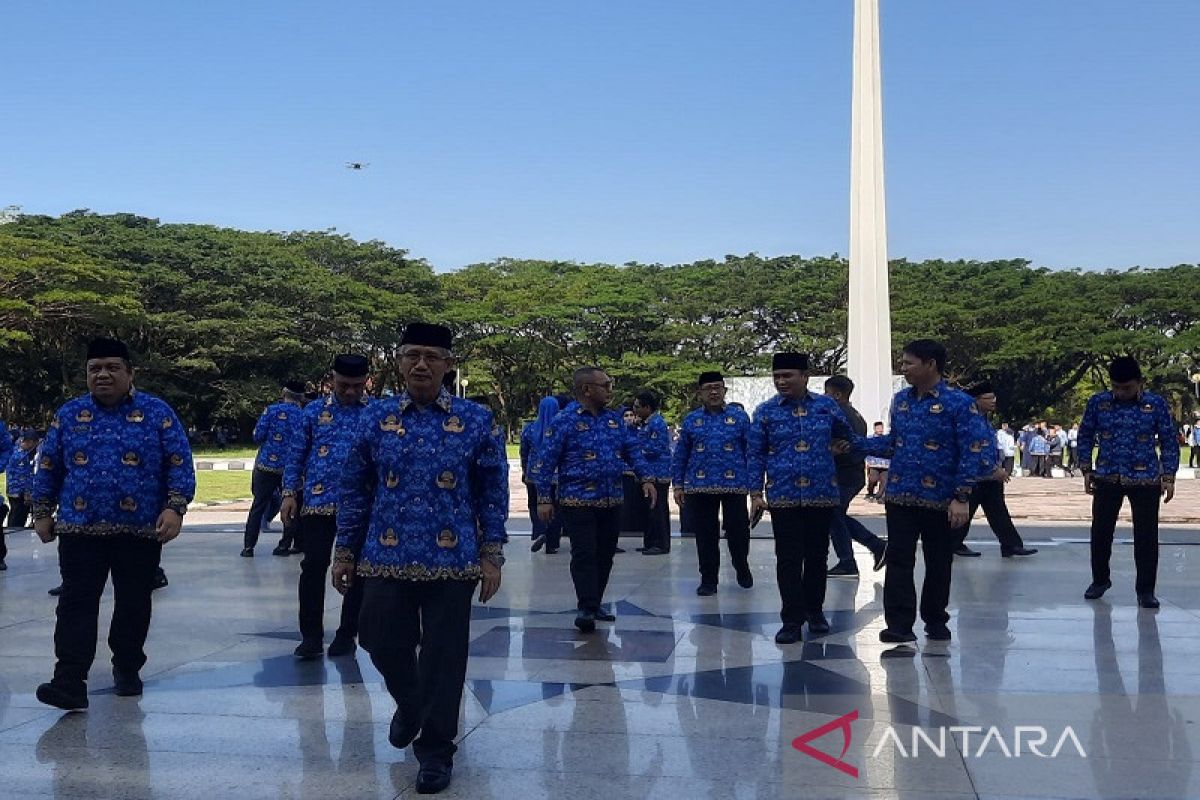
[3,519,1200,799]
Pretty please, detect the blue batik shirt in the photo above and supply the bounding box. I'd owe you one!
[335,389,508,580]
[253,400,304,473]
[747,392,860,508]
[0,421,12,476]
[530,402,651,507]
[637,413,673,483]
[860,381,995,509]
[1077,390,1179,486]
[283,394,371,516]
[32,390,196,538]
[6,445,37,497]
[671,405,752,494]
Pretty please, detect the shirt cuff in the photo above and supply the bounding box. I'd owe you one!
[165,493,189,516]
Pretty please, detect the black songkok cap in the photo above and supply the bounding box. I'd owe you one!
[967,381,995,397]
[304,390,319,401]
[401,322,453,350]
[332,354,369,378]
[1108,356,1142,382]
[697,371,724,387]
[86,337,130,362]
[771,352,809,371]
[20,427,38,439]
[284,380,307,395]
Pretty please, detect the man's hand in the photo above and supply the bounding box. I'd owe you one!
[643,482,658,509]
[331,562,355,595]
[280,496,298,525]
[537,501,555,523]
[155,509,183,544]
[1163,480,1175,504]
[479,560,502,603]
[34,517,56,544]
[947,499,969,529]
[1082,472,1094,495]
[830,439,850,455]
[993,466,1010,484]
[673,488,685,509]
[750,494,767,518]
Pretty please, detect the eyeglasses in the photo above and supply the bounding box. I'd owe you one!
[400,352,448,366]
[585,381,614,390]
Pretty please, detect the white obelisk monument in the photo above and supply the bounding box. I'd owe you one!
[848,0,893,425]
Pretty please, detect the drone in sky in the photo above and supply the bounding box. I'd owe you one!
[345,162,370,170]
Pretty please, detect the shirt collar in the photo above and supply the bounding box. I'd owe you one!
[907,380,946,401]
[398,388,454,414]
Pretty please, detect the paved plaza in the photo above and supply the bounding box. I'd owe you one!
[2,505,1200,799]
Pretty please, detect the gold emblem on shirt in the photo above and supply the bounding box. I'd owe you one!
[929,403,943,414]
[608,419,619,428]
[922,476,938,488]
[161,417,173,429]
[120,497,138,511]
[723,442,734,451]
[311,483,324,495]
[40,456,54,470]
[122,452,140,466]
[77,409,94,423]
[273,433,283,442]
[695,471,705,480]
[795,477,811,487]
[793,407,808,417]
[380,415,405,434]
[317,445,330,457]
[443,416,465,433]
[381,528,399,547]
[795,441,810,452]
[318,410,334,424]
[127,409,145,423]
[924,441,940,451]
[725,416,735,425]
[277,411,288,420]
[73,497,87,511]
[725,470,736,479]
[386,471,400,488]
[170,454,185,466]
[437,529,459,548]
[695,443,705,452]
[584,450,597,461]
[73,452,88,466]
[437,471,457,489]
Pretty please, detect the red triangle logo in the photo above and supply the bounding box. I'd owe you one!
[791,709,859,778]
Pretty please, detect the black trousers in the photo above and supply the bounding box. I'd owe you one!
[642,481,672,551]
[359,577,476,766]
[525,483,563,550]
[770,506,835,624]
[6,495,30,528]
[689,493,750,585]
[561,506,620,613]
[1190,446,1199,469]
[958,480,1025,552]
[243,469,295,549]
[882,504,955,634]
[298,514,363,642]
[1090,481,1161,593]
[51,534,163,687]
[619,474,647,533]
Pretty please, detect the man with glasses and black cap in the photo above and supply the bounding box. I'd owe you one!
[281,354,372,660]
[1078,356,1178,608]
[531,366,656,633]
[334,322,507,795]
[241,380,308,557]
[748,353,863,644]
[32,337,195,710]
[671,370,754,595]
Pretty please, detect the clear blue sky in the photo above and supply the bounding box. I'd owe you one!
[3,1,1197,271]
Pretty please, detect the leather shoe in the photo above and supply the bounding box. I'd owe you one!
[0,560,6,571]
[271,545,290,556]
[954,545,981,557]
[872,543,888,572]
[735,565,754,588]
[774,623,803,644]
[48,584,63,596]
[807,613,831,635]
[594,610,616,622]
[827,563,860,578]
[574,612,596,633]
[388,706,419,749]
[327,633,357,657]
[1002,547,1038,557]
[416,761,453,794]
[152,568,168,590]
[696,583,717,596]
[36,681,88,711]
[293,639,324,660]
[613,547,625,553]
[926,625,952,641]
[545,547,559,554]
[113,668,143,697]
[530,535,546,553]
[879,629,917,644]
[1084,580,1112,600]
[1138,593,1161,609]
[240,547,254,558]
[641,547,666,556]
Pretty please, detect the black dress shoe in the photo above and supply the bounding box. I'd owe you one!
[1138,593,1161,609]
[696,584,717,596]
[879,629,917,644]
[327,633,357,657]
[240,548,254,558]
[735,566,754,588]
[827,563,860,578]
[545,547,559,554]
[1084,580,1112,600]
[1002,547,1038,557]
[613,547,626,553]
[530,535,546,553]
[152,568,168,590]
[872,543,888,572]
[113,668,143,697]
[36,681,88,711]
[293,639,324,660]
[271,545,290,556]
[0,560,6,571]
[594,610,616,622]
[807,613,831,635]
[388,706,419,749]
[925,625,952,641]
[48,584,63,596]
[774,623,803,644]
[954,545,981,557]
[416,761,453,794]
[641,547,665,556]
[288,546,304,555]
[574,612,596,633]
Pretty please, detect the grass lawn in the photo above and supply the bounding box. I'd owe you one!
[192,446,258,460]
[194,471,253,504]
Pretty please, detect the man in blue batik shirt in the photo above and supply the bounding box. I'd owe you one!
[281,354,371,661]
[0,418,14,569]
[333,323,506,796]
[633,390,672,555]
[748,353,863,644]
[672,371,754,596]
[1078,356,1179,608]
[241,380,307,557]
[5,428,41,530]
[860,340,996,645]
[32,337,195,710]
[531,366,656,634]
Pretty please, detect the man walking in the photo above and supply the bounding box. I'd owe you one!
[32,337,195,709]
[1079,356,1178,608]
[242,380,306,557]
[334,323,507,795]
[632,390,672,555]
[822,376,887,578]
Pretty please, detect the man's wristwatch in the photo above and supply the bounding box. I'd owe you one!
[482,552,506,568]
